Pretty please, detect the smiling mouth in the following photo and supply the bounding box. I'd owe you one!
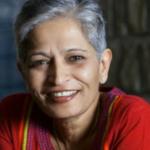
[47,90,79,103]
[51,91,78,97]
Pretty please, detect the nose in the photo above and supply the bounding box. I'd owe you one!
[47,58,70,85]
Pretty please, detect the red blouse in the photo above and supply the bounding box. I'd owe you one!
[0,87,150,150]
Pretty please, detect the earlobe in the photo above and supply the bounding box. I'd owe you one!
[100,76,107,84]
[99,48,112,84]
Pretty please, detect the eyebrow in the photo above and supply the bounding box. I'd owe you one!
[67,48,87,52]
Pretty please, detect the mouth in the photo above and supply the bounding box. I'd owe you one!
[51,91,78,97]
[47,90,79,103]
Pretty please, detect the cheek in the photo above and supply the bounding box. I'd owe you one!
[72,61,100,84]
[24,71,46,91]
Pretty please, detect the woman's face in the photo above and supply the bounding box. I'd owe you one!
[18,18,110,119]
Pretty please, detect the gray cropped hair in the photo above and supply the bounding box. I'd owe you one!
[14,0,107,63]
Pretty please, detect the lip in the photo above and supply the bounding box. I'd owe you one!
[48,89,78,92]
[47,90,79,103]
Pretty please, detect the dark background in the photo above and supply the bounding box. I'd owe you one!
[0,0,150,102]
[101,0,150,102]
[0,1,27,99]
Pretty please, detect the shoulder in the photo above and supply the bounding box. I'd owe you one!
[102,87,150,126]
[108,94,150,132]
[104,90,150,149]
[115,94,150,114]
[0,93,31,106]
[0,93,31,117]
[0,93,32,149]
[102,87,150,113]
[99,87,150,149]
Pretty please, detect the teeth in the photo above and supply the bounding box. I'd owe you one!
[51,91,77,97]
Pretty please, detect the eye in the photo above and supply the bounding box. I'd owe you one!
[68,56,85,62]
[29,60,50,68]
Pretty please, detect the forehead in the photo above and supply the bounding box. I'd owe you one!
[31,18,82,36]
[27,18,92,49]
[24,18,98,61]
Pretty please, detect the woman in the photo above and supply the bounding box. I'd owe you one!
[0,0,150,149]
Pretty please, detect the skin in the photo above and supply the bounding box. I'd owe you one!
[17,18,112,150]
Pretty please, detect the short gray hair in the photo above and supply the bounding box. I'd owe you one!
[14,0,107,63]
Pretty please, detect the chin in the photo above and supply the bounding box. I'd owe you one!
[43,106,83,119]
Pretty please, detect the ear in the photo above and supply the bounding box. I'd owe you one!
[99,48,112,84]
[17,61,25,79]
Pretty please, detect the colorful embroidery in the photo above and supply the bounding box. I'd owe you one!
[93,87,125,150]
[36,124,53,150]
[101,95,123,150]
[27,121,35,150]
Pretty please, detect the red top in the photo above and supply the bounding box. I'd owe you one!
[0,87,150,150]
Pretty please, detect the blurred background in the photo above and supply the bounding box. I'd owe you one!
[101,0,150,102]
[0,0,150,102]
[0,1,27,99]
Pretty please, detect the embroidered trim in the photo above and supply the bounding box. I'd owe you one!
[93,87,125,150]
[27,120,35,150]
[101,95,123,150]
[22,100,34,150]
